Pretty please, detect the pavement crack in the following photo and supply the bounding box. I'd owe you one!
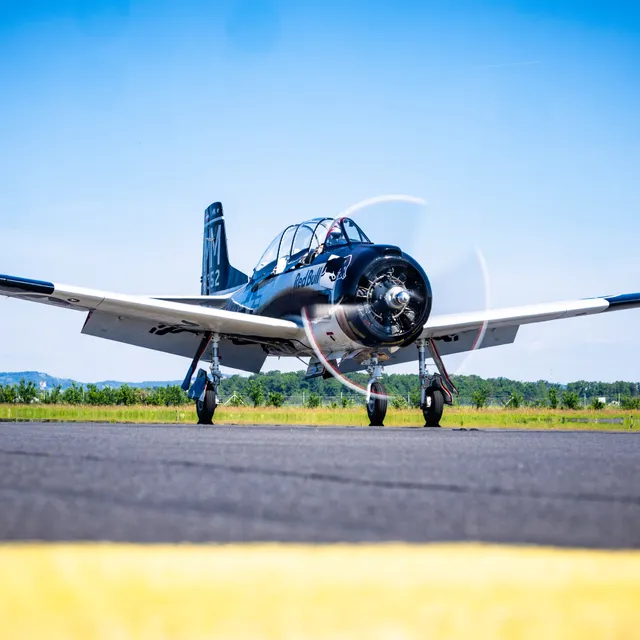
[1,447,639,507]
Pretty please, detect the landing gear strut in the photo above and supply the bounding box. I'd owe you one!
[188,333,221,425]
[366,355,387,426]
[417,339,457,427]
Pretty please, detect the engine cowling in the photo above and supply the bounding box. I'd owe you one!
[332,246,432,348]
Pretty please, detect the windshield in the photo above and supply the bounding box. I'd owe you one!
[344,218,370,243]
[253,217,371,275]
[324,217,371,248]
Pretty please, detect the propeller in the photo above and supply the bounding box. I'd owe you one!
[301,194,492,400]
[425,245,491,375]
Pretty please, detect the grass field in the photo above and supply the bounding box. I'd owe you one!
[0,404,637,429]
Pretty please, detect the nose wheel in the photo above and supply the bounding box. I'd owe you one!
[367,380,388,426]
[365,356,388,426]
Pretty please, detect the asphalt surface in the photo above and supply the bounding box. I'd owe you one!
[0,423,638,548]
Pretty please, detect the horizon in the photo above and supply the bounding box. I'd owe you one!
[2,368,639,388]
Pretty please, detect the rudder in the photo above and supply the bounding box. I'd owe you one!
[201,202,249,295]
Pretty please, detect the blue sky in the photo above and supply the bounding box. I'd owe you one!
[1,0,639,383]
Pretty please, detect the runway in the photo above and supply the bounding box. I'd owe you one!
[1,422,638,547]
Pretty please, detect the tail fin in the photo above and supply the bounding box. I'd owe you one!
[201,202,249,294]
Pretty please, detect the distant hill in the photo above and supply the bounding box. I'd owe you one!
[0,371,182,390]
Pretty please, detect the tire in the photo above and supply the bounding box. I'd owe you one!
[423,388,444,427]
[367,381,388,427]
[196,385,217,425]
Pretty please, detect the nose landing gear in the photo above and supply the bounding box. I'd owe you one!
[366,356,388,426]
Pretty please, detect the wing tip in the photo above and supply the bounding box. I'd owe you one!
[0,274,55,296]
[603,292,640,311]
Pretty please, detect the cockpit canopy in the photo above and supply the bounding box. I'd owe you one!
[253,217,371,278]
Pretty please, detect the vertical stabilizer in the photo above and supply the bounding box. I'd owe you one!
[201,202,249,295]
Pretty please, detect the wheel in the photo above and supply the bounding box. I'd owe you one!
[422,388,444,427]
[196,385,217,425]
[367,381,388,426]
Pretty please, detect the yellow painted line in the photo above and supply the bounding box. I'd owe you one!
[1,544,639,639]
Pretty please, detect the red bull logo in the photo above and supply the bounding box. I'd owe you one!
[294,267,323,288]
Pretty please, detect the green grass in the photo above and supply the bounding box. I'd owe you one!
[0,404,638,430]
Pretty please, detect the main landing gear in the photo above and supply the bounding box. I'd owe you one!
[199,334,221,424]
[196,382,217,425]
[184,333,221,425]
[417,338,457,427]
[366,356,387,426]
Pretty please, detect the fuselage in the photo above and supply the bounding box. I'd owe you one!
[218,240,432,358]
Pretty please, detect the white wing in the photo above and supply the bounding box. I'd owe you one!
[0,274,302,340]
[339,293,640,373]
[423,293,640,342]
[0,274,304,372]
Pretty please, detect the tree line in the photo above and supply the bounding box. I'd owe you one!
[0,381,189,406]
[219,371,639,406]
[1,371,639,409]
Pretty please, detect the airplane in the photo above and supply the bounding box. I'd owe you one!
[2,200,639,427]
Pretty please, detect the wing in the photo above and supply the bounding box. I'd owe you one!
[339,293,640,373]
[0,274,304,372]
[81,311,270,373]
[422,294,640,342]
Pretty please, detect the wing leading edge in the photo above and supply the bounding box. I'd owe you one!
[339,292,640,373]
[0,274,303,341]
[1,273,304,373]
[421,293,640,342]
